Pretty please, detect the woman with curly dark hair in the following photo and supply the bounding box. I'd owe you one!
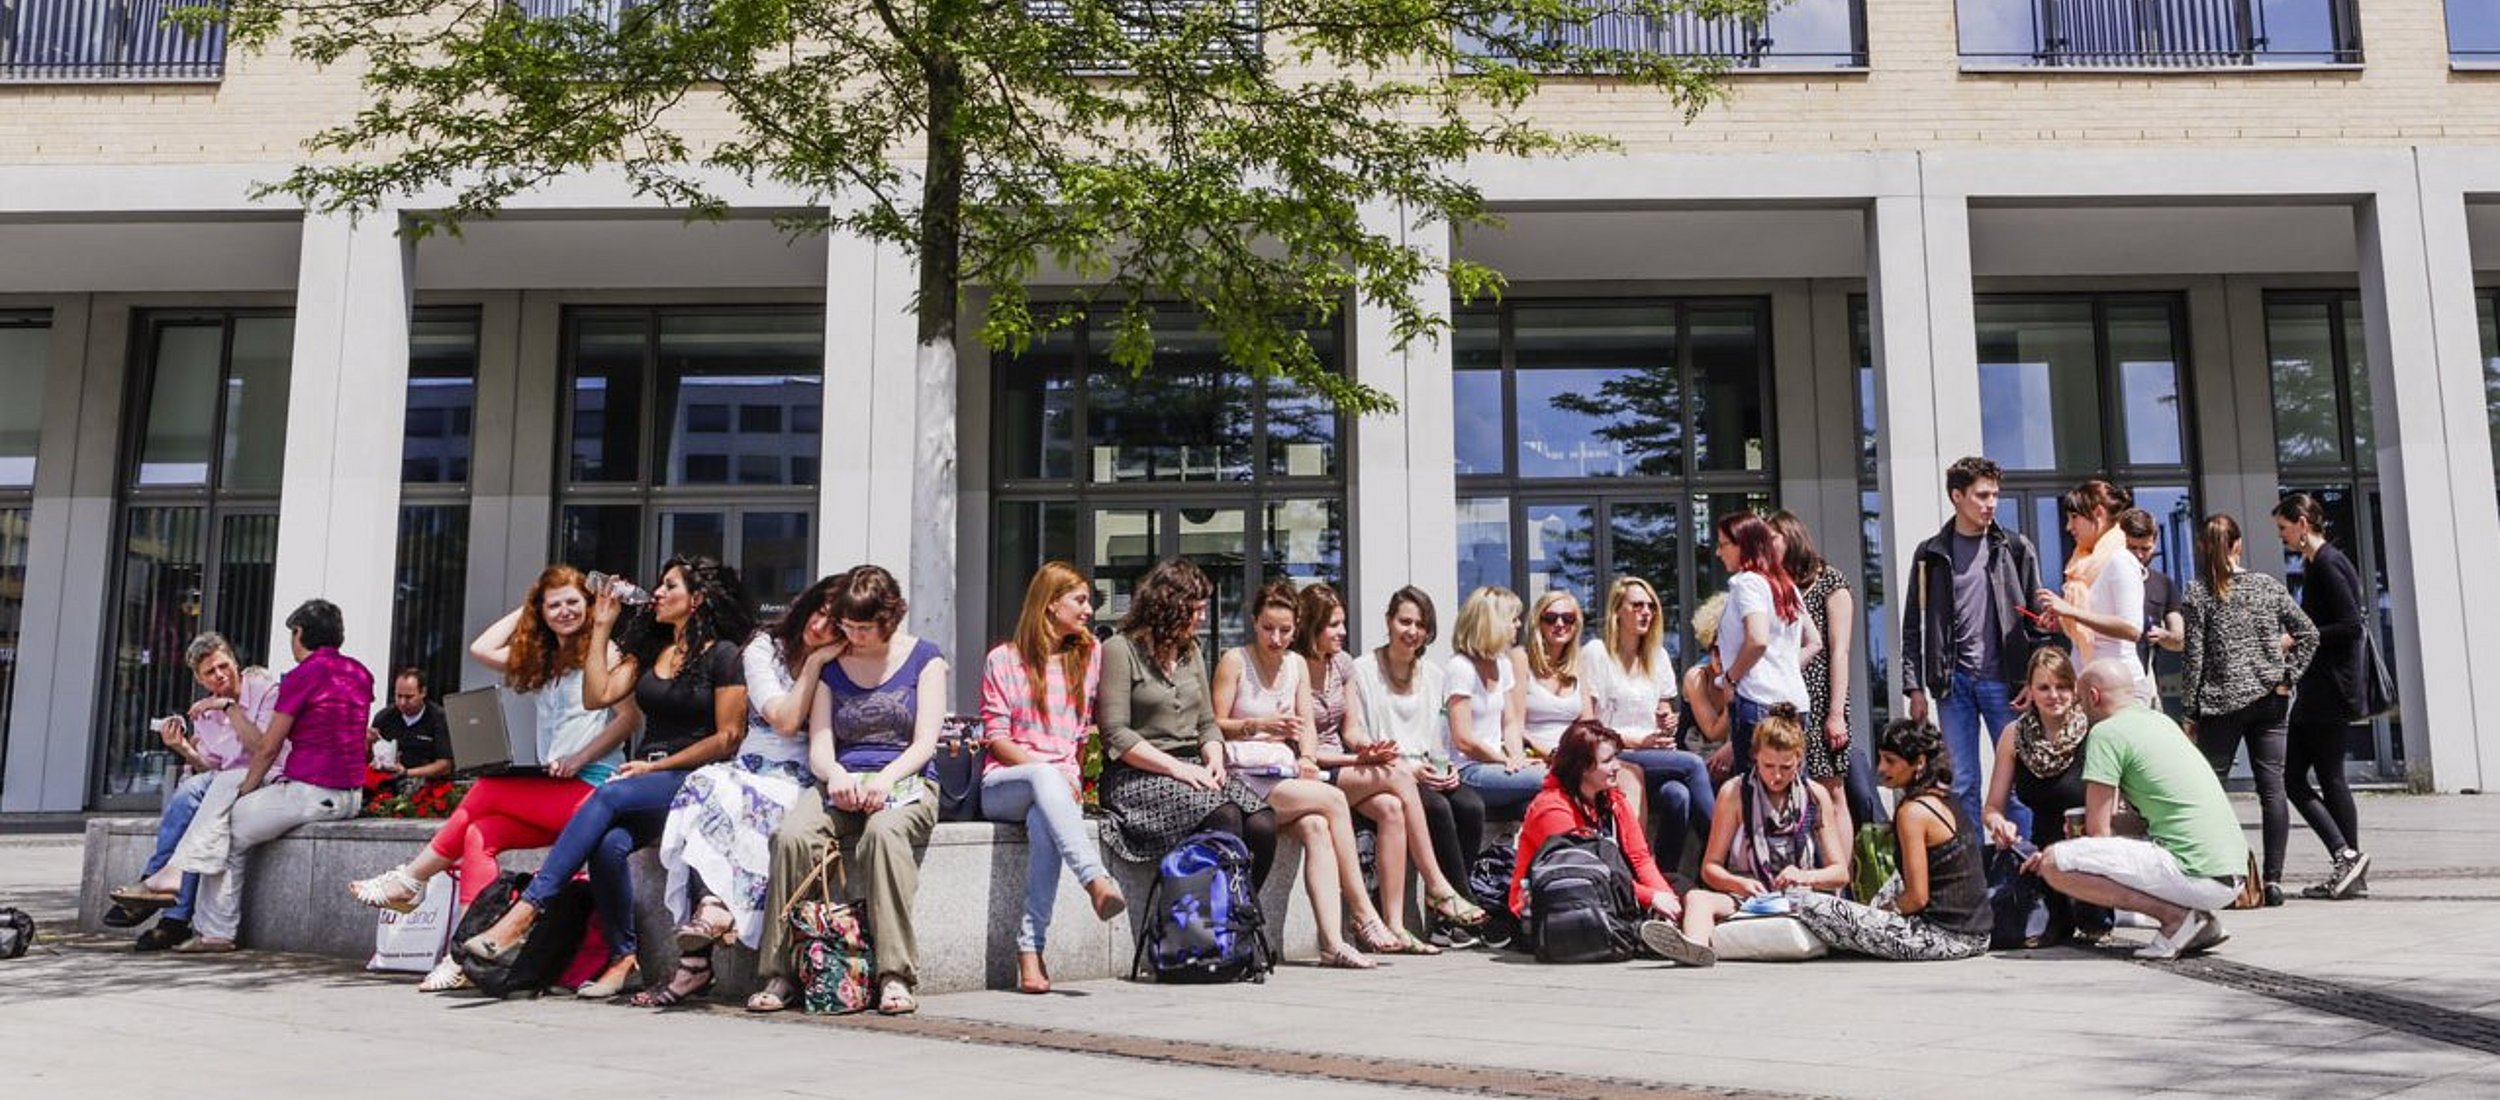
[345,565,637,993]
[1788,719,1991,961]
[463,555,757,1003]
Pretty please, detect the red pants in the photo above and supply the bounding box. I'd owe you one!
[427,775,596,905]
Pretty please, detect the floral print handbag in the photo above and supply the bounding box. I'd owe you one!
[783,842,876,1014]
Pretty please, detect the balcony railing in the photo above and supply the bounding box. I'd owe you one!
[1959,0,2362,69]
[1023,0,1263,75]
[1459,0,1870,71]
[0,0,225,82]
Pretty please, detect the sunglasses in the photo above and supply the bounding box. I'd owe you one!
[1539,612,1581,628]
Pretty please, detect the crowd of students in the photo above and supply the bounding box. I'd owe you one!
[97,453,2381,999]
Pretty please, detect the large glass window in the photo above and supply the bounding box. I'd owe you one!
[1454,299,1775,663]
[0,312,49,792]
[390,311,479,696]
[2265,291,2405,781]
[100,311,291,806]
[2480,289,2499,487]
[558,307,822,611]
[992,309,1345,655]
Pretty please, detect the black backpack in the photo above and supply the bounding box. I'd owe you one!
[0,907,33,960]
[1130,830,1272,984]
[1986,841,2052,951]
[1466,841,1520,948]
[1524,824,1640,964]
[453,871,599,998]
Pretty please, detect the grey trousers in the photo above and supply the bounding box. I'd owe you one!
[759,790,937,988]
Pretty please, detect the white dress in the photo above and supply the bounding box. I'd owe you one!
[657,633,814,948]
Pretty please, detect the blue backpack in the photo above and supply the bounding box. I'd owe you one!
[1130,830,1273,984]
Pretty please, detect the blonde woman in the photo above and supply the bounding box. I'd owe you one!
[1651,705,1852,966]
[1582,576,1715,873]
[1446,586,1540,815]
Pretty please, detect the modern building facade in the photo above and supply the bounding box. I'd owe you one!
[4,0,2499,811]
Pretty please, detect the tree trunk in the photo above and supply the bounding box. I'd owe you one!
[912,22,966,668]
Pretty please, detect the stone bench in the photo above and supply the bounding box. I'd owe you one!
[78,816,1319,997]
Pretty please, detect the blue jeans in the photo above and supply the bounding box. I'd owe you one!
[1729,697,1780,777]
[1618,748,1714,872]
[1939,670,2028,837]
[1460,760,1548,817]
[147,771,213,923]
[981,763,1110,953]
[525,769,688,958]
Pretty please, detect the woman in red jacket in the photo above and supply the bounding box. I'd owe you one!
[1507,719,1684,924]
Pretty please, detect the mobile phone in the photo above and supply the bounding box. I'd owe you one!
[2014,604,2057,629]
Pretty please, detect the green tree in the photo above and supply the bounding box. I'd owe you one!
[212,0,1766,630]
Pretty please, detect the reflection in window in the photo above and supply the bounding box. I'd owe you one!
[1515,305,1678,479]
[1524,502,1595,601]
[392,309,479,695]
[1457,497,1512,598]
[0,316,51,487]
[2481,291,2499,473]
[1975,301,2101,472]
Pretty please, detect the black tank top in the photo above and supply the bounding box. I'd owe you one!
[1899,795,1990,938]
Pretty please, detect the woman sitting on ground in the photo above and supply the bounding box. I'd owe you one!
[1345,586,1494,946]
[347,566,635,993]
[463,556,756,1002]
[1787,719,1991,961]
[1212,578,1409,963]
[1650,704,1850,966]
[1300,581,1484,951]
[644,571,849,1005]
[754,565,946,1015]
[979,561,1129,995]
[1983,646,2106,945]
[1580,576,1715,874]
[1506,719,1682,937]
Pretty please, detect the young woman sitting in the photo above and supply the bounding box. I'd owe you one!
[1506,719,1682,938]
[1788,720,1991,961]
[1649,704,1850,967]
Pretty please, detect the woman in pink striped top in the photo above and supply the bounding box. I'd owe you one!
[980,561,1128,994]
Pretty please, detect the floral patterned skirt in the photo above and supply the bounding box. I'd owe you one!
[659,755,810,949]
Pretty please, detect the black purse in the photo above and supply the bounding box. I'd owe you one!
[2360,626,2397,721]
[933,715,988,823]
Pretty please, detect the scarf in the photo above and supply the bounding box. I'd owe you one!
[2016,707,2091,779]
[1738,771,1816,881]
[2061,524,2129,654]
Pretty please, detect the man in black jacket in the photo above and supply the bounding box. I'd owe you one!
[1901,457,2056,831]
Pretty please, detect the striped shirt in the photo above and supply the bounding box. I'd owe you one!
[979,642,1101,788]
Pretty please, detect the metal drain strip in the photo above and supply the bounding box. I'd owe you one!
[2140,955,2500,1056]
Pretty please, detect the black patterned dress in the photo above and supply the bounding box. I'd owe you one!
[1799,565,1854,780]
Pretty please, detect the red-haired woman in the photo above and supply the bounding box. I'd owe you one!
[1712,512,1821,776]
[980,561,1128,994]
[345,566,637,993]
[1504,720,1681,944]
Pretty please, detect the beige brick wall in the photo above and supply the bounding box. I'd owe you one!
[1,0,2491,166]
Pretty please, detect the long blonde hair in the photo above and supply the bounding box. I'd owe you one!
[1013,561,1096,723]
[1452,586,1523,661]
[1526,590,1582,688]
[1601,576,1666,679]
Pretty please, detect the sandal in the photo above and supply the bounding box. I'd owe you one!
[1316,943,1378,970]
[876,978,918,1015]
[109,884,178,911]
[348,867,426,914]
[575,954,641,999]
[745,977,794,1014]
[1354,916,1405,955]
[1427,891,1489,928]
[673,896,736,952]
[417,956,472,993]
[630,954,714,1008]
[1395,928,1444,956]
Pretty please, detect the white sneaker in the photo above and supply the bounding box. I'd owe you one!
[1638,920,1717,968]
[2134,910,2210,960]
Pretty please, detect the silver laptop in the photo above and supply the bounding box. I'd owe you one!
[444,686,545,777]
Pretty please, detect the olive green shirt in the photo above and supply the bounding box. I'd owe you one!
[1098,634,1221,763]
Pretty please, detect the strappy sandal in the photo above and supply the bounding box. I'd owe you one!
[673,896,736,952]
[348,867,426,914]
[417,956,472,993]
[745,977,794,1014]
[630,954,713,1007]
[876,978,918,1015]
[1426,891,1489,928]
[1316,943,1378,969]
[1354,916,1405,955]
[1395,928,1444,956]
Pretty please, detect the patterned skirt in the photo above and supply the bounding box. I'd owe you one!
[658,754,810,949]
[1098,764,1268,864]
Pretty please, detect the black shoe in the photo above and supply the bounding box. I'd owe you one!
[134,919,191,952]
[2262,883,2285,908]
[100,902,146,929]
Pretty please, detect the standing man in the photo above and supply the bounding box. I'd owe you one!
[1902,456,2054,831]
[2028,660,2249,959]
[369,666,452,796]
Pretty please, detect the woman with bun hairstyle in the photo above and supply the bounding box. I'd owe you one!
[2034,479,2149,701]
[2271,493,2373,900]
[1647,704,1850,967]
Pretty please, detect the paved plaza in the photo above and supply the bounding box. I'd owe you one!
[4,793,2497,1100]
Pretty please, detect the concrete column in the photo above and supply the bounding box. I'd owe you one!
[2207,276,2288,582]
[269,212,414,675]
[1349,208,1458,635]
[1865,192,1984,707]
[819,226,922,592]
[2,296,114,812]
[2355,186,2500,791]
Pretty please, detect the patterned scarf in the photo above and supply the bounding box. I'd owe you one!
[2016,706,2091,779]
[2061,523,2129,654]
[1739,772,1816,881]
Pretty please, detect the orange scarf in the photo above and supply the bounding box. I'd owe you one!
[2061,524,2127,654]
